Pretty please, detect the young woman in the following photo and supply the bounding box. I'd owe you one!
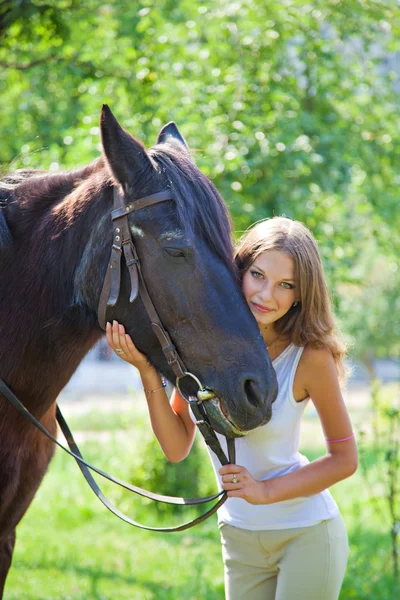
[107,216,358,600]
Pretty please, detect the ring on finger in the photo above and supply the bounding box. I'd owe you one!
[232,474,238,484]
[115,348,124,355]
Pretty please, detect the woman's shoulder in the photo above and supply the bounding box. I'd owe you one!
[301,343,334,363]
[297,344,336,384]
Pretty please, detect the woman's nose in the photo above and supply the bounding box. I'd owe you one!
[260,282,274,302]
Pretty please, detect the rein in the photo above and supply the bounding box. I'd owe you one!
[0,379,234,532]
[0,185,236,532]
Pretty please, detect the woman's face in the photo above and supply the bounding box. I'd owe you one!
[242,250,297,329]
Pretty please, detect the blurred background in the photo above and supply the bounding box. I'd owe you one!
[1,1,399,599]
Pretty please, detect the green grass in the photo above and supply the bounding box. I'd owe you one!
[4,404,399,599]
[5,445,225,600]
[64,404,140,433]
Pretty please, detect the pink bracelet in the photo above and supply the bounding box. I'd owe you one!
[326,433,355,443]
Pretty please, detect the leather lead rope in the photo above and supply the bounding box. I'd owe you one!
[56,406,232,532]
[0,377,235,532]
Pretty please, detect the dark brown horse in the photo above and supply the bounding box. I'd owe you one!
[0,106,277,596]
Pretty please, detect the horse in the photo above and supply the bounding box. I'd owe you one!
[0,105,277,596]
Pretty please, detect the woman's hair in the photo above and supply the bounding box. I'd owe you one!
[234,216,347,380]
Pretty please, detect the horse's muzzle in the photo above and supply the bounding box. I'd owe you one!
[200,396,248,439]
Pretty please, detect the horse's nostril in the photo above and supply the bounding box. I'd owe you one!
[243,378,263,409]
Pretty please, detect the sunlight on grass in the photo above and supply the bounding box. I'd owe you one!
[5,388,399,599]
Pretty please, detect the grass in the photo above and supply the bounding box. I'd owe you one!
[6,448,224,600]
[4,391,400,599]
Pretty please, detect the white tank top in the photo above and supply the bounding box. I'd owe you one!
[198,343,339,530]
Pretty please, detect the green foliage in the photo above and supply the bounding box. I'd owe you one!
[357,381,400,582]
[134,434,215,499]
[61,404,218,519]
[4,423,399,599]
[111,428,217,516]
[339,242,400,361]
[66,407,138,432]
[6,441,225,599]
[0,0,399,360]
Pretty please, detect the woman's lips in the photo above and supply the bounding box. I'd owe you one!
[251,302,274,313]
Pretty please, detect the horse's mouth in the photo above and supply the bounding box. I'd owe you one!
[201,397,247,439]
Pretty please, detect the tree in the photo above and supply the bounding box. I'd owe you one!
[0,0,399,358]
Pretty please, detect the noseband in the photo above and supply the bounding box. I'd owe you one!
[0,185,235,533]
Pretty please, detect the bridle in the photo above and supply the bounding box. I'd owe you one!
[0,185,236,532]
[98,187,217,402]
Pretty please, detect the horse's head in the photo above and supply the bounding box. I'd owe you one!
[96,106,277,437]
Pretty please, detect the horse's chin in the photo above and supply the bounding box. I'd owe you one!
[202,397,248,439]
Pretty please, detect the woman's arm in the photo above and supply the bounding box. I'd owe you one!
[220,346,358,504]
[107,321,196,462]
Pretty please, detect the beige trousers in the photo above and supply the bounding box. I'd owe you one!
[219,513,348,600]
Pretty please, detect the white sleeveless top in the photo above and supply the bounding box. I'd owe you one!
[199,343,339,530]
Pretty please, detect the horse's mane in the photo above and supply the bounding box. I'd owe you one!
[0,147,234,271]
[150,144,234,270]
[0,160,104,250]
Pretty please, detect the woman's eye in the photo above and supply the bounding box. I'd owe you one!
[281,282,294,289]
[250,270,263,279]
[164,247,186,258]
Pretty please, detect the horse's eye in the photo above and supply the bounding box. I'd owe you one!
[164,247,187,258]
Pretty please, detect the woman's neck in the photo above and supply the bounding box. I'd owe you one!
[266,337,292,362]
[260,325,279,347]
[259,326,291,360]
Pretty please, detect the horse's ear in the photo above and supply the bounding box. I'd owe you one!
[157,122,189,150]
[100,104,153,186]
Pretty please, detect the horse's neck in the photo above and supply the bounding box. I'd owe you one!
[0,166,109,413]
[1,305,102,416]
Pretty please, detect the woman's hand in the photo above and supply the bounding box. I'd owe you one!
[219,464,271,505]
[106,321,154,375]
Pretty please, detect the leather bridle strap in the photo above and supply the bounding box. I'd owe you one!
[98,189,172,327]
[56,406,235,532]
[98,187,187,378]
[0,377,235,532]
[189,400,236,467]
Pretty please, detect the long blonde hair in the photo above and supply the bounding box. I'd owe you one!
[235,217,347,380]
